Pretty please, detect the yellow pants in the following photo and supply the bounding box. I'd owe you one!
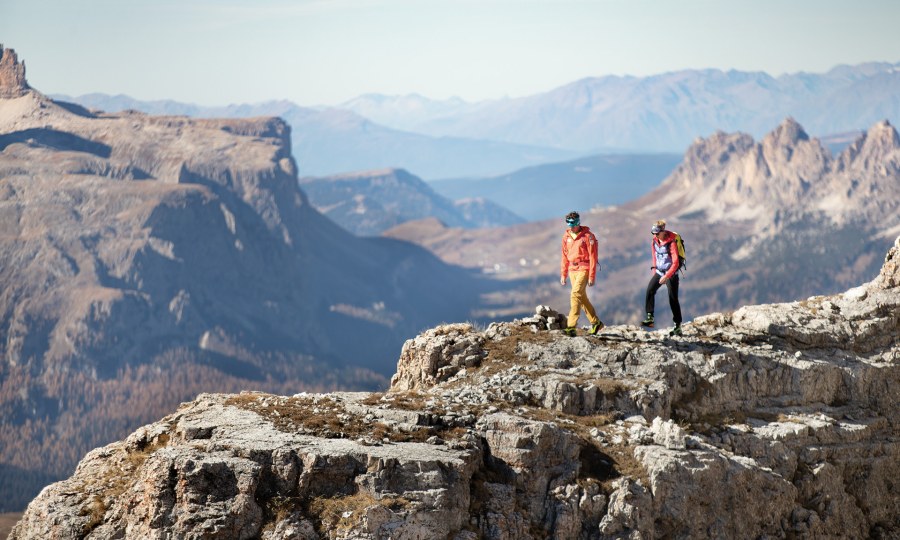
[568,271,599,328]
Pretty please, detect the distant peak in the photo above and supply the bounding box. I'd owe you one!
[766,117,809,145]
[863,119,900,149]
[0,45,31,98]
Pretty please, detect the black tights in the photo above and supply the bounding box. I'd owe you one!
[645,273,682,324]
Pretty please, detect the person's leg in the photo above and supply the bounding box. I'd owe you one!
[644,274,662,316]
[578,275,599,326]
[666,275,682,324]
[567,271,587,328]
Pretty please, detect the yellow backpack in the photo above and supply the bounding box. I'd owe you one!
[672,232,686,273]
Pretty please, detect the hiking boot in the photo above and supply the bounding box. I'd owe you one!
[563,327,577,337]
[669,324,683,336]
[640,313,654,328]
[589,320,604,335]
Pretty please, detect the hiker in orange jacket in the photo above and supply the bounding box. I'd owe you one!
[641,219,683,335]
[559,211,604,336]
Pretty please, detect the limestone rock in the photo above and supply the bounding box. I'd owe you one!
[11,238,900,539]
[0,46,29,99]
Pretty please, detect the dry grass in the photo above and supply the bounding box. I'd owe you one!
[436,324,558,384]
[671,377,716,421]
[370,391,439,413]
[562,375,630,400]
[512,408,646,492]
[596,440,650,491]
[75,430,172,534]
[225,393,465,444]
[226,393,355,438]
[308,491,411,534]
[79,496,106,535]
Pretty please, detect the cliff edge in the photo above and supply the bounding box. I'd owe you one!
[10,238,900,539]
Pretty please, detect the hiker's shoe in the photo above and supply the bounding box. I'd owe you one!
[589,320,605,335]
[563,327,577,337]
[640,314,654,328]
[669,324,683,336]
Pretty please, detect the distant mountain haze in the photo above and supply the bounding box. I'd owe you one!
[51,93,580,179]
[429,153,682,221]
[340,63,900,153]
[298,168,523,236]
[56,61,899,184]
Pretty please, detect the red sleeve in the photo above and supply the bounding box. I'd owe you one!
[663,238,680,279]
[560,234,568,279]
[588,233,598,281]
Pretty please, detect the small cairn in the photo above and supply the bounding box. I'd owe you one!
[518,305,566,333]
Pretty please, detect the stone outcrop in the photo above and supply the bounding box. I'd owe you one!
[11,237,900,539]
[0,46,29,99]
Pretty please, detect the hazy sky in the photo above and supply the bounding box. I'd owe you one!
[2,0,899,107]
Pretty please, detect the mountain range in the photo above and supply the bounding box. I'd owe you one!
[57,61,900,188]
[387,117,900,328]
[341,63,900,152]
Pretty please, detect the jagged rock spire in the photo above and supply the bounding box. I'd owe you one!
[0,44,30,98]
[837,119,900,174]
[766,116,810,146]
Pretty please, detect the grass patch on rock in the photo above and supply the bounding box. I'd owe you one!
[308,490,411,534]
[225,392,467,444]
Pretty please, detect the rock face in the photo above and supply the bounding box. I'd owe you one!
[0,46,29,99]
[634,117,900,230]
[12,237,900,539]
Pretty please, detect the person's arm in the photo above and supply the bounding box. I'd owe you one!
[588,233,598,284]
[650,240,657,275]
[560,235,568,284]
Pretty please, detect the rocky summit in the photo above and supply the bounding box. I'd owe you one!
[10,237,900,539]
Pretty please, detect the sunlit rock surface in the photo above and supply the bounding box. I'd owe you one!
[11,237,900,539]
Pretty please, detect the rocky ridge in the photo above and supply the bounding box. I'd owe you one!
[633,117,900,232]
[12,237,900,539]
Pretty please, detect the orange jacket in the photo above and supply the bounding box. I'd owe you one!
[560,226,599,281]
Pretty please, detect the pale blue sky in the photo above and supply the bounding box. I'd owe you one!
[2,0,899,106]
